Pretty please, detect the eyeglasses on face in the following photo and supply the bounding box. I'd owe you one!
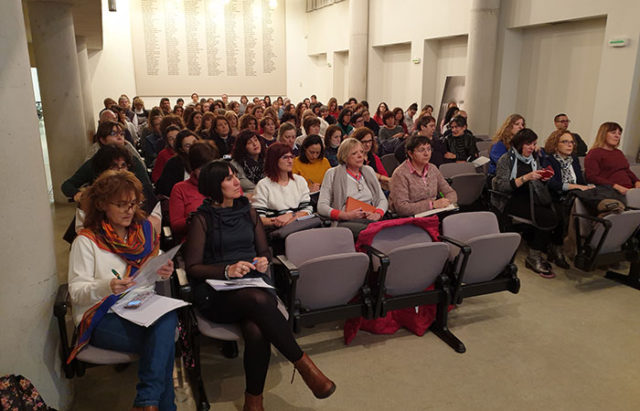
[110,200,143,211]
[110,130,125,136]
[360,139,373,145]
[280,155,295,160]
[559,139,574,145]
[557,119,570,124]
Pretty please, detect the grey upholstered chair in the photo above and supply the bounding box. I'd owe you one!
[573,198,640,290]
[441,211,521,304]
[449,173,486,206]
[364,221,467,353]
[476,140,493,153]
[381,153,400,176]
[439,162,477,179]
[626,188,640,209]
[277,227,372,332]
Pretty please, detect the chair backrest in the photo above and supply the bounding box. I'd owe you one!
[589,210,640,254]
[476,140,493,153]
[450,173,486,205]
[384,243,450,295]
[630,164,640,180]
[627,188,640,208]
[295,253,370,310]
[370,223,434,271]
[475,134,490,141]
[285,227,355,266]
[381,153,400,176]
[439,162,476,178]
[442,211,500,241]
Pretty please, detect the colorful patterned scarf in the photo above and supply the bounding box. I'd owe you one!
[67,219,159,363]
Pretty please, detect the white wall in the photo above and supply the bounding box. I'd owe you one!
[376,42,412,110]
[434,36,468,111]
[515,18,605,146]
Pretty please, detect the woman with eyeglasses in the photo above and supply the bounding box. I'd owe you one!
[318,138,388,228]
[252,143,313,228]
[68,170,177,411]
[62,121,156,210]
[540,129,594,268]
[352,127,390,190]
[390,135,457,217]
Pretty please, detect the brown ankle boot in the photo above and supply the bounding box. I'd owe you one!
[294,353,336,399]
[243,392,264,411]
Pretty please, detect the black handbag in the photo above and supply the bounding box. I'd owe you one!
[529,180,552,206]
[569,185,626,215]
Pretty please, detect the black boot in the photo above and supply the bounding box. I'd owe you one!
[525,250,555,278]
[548,244,570,269]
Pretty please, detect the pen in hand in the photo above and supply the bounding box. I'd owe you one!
[111,269,121,280]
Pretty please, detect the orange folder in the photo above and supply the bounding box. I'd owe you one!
[345,197,377,214]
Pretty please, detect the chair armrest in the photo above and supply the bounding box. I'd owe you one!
[439,235,472,256]
[54,284,70,319]
[360,244,390,266]
[275,255,299,278]
[572,213,611,227]
[175,268,193,302]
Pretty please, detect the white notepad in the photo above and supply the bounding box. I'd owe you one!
[414,203,458,218]
[112,294,189,327]
[206,277,275,291]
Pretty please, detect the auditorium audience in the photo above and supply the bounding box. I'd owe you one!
[393,107,408,134]
[183,160,335,410]
[492,128,560,277]
[395,115,454,166]
[196,112,215,139]
[252,143,313,228]
[584,122,640,195]
[373,102,389,126]
[209,115,235,156]
[390,135,457,217]
[352,127,390,190]
[490,114,526,175]
[446,115,478,162]
[378,111,404,144]
[156,130,201,197]
[68,170,177,410]
[404,103,418,134]
[292,134,332,192]
[362,109,379,136]
[327,97,340,119]
[324,125,343,167]
[169,141,219,241]
[553,113,588,156]
[186,110,203,132]
[318,138,388,225]
[260,116,278,146]
[337,108,354,136]
[277,122,299,156]
[230,130,267,196]
[225,110,240,137]
[151,125,181,184]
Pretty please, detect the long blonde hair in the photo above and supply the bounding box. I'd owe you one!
[492,114,525,149]
[591,122,622,150]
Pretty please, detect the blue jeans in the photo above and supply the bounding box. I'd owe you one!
[91,311,178,410]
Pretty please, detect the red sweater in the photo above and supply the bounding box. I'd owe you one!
[585,147,638,188]
[152,147,175,183]
[169,174,205,241]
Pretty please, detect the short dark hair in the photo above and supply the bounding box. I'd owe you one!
[280,112,297,123]
[382,111,395,122]
[177,98,184,104]
[160,97,170,104]
[511,128,538,152]
[415,115,436,130]
[337,108,353,125]
[232,129,265,163]
[444,106,460,124]
[163,124,181,144]
[188,141,220,171]
[96,121,122,145]
[405,135,431,153]
[554,113,568,122]
[361,100,369,108]
[348,97,358,104]
[450,115,467,128]
[350,113,363,125]
[264,143,293,182]
[298,135,324,164]
[408,103,418,111]
[302,116,321,134]
[198,160,238,203]
[92,144,132,175]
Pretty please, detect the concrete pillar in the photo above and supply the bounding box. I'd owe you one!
[76,36,96,143]
[464,0,500,134]
[0,1,72,409]
[29,0,88,203]
[347,0,368,101]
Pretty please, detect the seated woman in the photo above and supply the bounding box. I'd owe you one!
[186,110,203,132]
[63,121,156,210]
[446,115,478,162]
[389,135,457,217]
[337,108,354,137]
[323,125,343,167]
[277,122,299,156]
[152,125,181,184]
[196,112,215,139]
[327,97,340,119]
[492,128,560,277]
[541,129,594,268]
[239,113,258,133]
[318,138,388,225]
[292,135,332,192]
[378,111,405,144]
[169,141,219,242]
[352,127,390,190]
[230,130,266,197]
[183,161,335,410]
[68,170,177,410]
[225,111,240,137]
[252,143,313,228]
[259,116,278,147]
[394,115,454,166]
[585,122,640,195]
[489,114,525,176]
[373,102,389,126]
[156,130,200,197]
[393,107,408,134]
[361,109,379,136]
[208,115,235,156]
